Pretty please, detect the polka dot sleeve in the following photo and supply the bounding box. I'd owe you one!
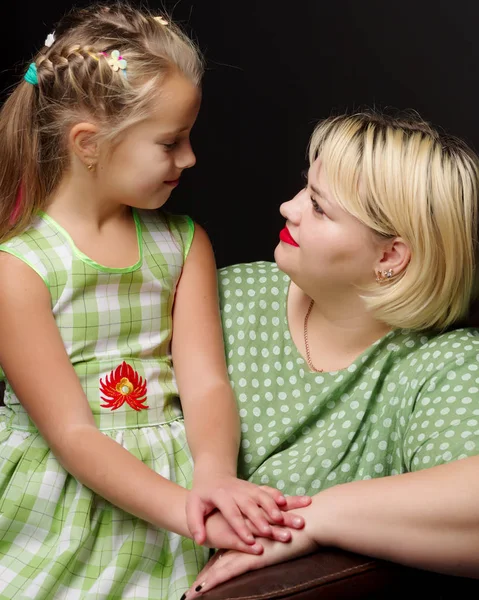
[403,330,479,471]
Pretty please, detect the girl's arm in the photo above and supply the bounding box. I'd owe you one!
[0,252,193,537]
[171,224,310,545]
[186,457,479,596]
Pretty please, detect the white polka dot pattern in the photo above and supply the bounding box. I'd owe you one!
[219,262,479,496]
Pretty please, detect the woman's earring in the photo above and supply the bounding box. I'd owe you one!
[375,269,394,283]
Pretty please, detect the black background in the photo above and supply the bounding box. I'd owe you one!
[1,0,478,267]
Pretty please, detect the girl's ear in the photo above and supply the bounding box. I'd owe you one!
[69,122,100,168]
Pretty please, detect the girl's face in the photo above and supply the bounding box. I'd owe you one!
[98,74,201,211]
[275,158,385,294]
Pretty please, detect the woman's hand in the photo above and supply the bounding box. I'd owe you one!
[187,517,319,597]
[187,471,311,545]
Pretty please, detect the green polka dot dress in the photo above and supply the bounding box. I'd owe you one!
[219,261,479,495]
[0,210,209,599]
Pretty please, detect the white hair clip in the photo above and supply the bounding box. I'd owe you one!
[45,32,56,48]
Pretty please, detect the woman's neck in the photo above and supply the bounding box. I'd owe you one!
[287,282,391,373]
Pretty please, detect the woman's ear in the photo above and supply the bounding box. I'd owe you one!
[68,122,100,168]
[375,237,411,278]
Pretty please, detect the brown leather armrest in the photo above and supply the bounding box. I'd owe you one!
[201,548,479,599]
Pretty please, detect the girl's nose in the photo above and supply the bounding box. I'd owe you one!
[176,141,196,169]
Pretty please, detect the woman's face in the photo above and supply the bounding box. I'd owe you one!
[274,158,384,294]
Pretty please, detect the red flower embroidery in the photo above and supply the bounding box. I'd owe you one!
[100,361,148,411]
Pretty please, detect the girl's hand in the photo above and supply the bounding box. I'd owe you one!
[203,507,312,553]
[187,525,319,597]
[186,472,311,545]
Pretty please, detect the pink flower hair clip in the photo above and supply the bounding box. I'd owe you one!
[101,50,128,78]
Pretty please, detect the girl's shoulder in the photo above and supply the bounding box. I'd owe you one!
[136,209,195,262]
[0,214,68,288]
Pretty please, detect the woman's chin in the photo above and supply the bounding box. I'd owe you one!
[274,244,291,272]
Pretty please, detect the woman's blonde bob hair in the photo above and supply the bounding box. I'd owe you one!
[309,111,479,331]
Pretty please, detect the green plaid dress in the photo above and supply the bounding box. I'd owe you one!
[0,210,209,599]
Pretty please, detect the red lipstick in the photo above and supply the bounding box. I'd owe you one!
[279,227,299,247]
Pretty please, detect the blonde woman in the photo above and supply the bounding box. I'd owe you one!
[187,111,479,595]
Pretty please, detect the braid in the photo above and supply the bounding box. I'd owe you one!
[37,45,102,92]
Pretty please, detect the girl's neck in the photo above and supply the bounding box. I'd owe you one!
[43,169,140,269]
[46,169,130,230]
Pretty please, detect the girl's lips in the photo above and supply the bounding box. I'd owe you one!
[279,227,299,247]
[164,179,179,187]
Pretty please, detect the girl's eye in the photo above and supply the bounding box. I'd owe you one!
[163,142,177,150]
[311,197,325,215]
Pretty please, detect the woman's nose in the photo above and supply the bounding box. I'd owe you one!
[279,189,304,223]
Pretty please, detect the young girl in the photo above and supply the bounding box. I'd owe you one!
[0,4,309,599]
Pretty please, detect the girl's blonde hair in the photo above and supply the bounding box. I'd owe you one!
[309,111,479,331]
[0,2,204,242]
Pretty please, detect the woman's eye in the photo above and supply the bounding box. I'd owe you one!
[162,141,178,150]
[311,197,325,215]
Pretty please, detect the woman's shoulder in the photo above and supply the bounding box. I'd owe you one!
[218,261,287,291]
[401,327,479,357]
[381,326,479,389]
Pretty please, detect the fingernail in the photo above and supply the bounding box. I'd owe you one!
[273,510,282,520]
[262,525,272,534]
[195,582,205,592]
[252,543,262,553]
[279,531,290,541]
[278,495,286,502]
[293,517,303,527]
[180,595,187,600]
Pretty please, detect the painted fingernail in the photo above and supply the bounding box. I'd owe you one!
[180,595,187,600]
[195,581,206,592]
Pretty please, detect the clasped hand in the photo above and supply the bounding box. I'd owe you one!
[186,469,311,554]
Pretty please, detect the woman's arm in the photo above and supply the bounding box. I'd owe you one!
[311,456,479,577]
[171,225,310,545]
[186,458,479,596]
[0,253,192,538]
